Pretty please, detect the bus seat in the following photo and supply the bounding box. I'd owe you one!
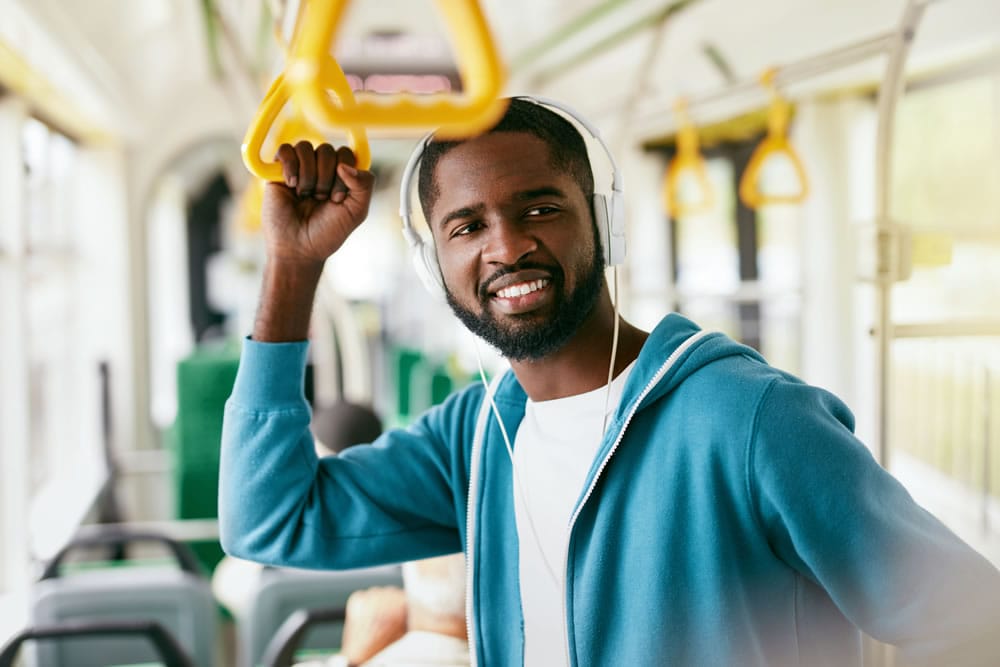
[237,564,402,667]
[27,529,217,667]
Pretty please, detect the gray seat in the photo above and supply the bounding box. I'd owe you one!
[27,530,217,667]
[241,564,403,667]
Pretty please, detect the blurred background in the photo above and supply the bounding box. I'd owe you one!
[1,0,999,664]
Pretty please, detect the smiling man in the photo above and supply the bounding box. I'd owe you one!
[220,98,1000,667]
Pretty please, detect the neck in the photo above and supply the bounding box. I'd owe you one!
[509,287,648,402]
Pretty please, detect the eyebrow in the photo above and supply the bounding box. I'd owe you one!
[437,187,571,230]
[515,186,570,201]
[439,204,485,230]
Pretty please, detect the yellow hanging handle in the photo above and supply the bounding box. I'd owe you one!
[664,98,715,218]
[738,68,809,209]
[241,58,372,182]
[287,0,508,137]
[237,177,265,233]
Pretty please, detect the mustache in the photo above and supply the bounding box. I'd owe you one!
[478,261,562,301]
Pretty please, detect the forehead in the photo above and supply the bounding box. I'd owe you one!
[428,132,582,222]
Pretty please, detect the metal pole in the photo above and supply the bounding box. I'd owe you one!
[872,0,928,469]
[984,366,993,535]
[618,30,896,134]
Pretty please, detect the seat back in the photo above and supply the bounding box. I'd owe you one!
[241,564,402,667]
[30,567,217,667]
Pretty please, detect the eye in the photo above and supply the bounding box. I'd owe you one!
[451,220,484,238]
[524,205,560,218]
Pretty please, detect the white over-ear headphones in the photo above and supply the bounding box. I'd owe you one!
[397,95,626,299]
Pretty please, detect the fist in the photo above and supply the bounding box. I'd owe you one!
[261,141,377,267]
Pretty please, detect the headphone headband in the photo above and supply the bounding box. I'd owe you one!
[398,96,626,298]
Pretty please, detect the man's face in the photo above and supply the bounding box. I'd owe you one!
[427,131,605,361]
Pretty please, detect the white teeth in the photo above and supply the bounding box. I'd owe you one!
[496,279,548,299]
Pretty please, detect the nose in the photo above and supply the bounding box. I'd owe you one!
[481,219,538,266]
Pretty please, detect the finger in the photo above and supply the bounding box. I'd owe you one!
[293,141,317,198]
[336,161,375,193]
[330,146,356,203]
[274,143,298,188]
[335,162,376,219]
[313,144,337,201]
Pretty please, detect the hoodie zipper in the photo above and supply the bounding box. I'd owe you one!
[561,330,711,667]
[465,372,506,667]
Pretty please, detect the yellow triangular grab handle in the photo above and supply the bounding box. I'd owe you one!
[237,177,265,233]
[664,98,715,218]
[738,69,809,209]
[287,0,507,136]
[241,58,371,182]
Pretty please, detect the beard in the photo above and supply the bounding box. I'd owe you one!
[444,233,605,361]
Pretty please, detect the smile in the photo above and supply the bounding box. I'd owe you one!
[494,279,550,300]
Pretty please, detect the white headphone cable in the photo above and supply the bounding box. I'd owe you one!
[601,266,621,437]
[471,266,622,586]
[473,338,561,584]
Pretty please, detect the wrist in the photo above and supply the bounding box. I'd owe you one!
[266,253,326,276]
[251,257,325,342]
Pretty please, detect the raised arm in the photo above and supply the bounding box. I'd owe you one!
[220,142,469,571]
[253,141,375,342]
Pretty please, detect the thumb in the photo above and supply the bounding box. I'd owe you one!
[337,163,376,195]
[336,162,376,219]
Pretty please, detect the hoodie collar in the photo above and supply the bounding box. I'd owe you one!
[491,312,762,413]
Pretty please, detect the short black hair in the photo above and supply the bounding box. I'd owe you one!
[416,97,596,223]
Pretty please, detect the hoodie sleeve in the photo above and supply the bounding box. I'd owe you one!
[219,339,468,570]
[748,376,1000,666]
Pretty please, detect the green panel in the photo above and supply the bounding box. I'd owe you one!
[171,340,241,575]
[389,345,480,426]
[430,367,454,406]
[392,347,425,421]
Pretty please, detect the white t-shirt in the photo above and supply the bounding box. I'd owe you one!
[512,362,635,667]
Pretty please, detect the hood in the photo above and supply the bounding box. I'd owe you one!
[617,313,765,419]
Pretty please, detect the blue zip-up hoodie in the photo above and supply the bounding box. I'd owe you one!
[220,314,1000,666]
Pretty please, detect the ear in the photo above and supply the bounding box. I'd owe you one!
[410,237,447,300]
[592,193,613,267]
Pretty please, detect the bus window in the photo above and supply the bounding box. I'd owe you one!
[669,145,803,375]
[887,72,1000,559]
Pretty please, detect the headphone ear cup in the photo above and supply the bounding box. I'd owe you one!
[607,190,626,266]
[410,239,446,300]
[592,193,613,267]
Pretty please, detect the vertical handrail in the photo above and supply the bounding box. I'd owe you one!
[872,0,928,469]
[983,366,993,535]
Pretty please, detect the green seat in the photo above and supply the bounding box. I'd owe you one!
[171,340,241,575]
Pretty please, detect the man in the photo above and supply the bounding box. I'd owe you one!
[221,98,1000,666]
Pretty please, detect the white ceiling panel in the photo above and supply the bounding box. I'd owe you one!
[9,0,1000,143]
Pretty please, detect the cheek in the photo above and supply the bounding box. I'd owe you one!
[562,226,599,275]
[435,245,477,294]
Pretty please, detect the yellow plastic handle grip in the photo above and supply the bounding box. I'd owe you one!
[287,0,506,136]
[665,156,715,219]
[664,116,715,218]
[738,135,809,208]
[237,177,265,233]
[737,72,809,208]
[241,63,371,182]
